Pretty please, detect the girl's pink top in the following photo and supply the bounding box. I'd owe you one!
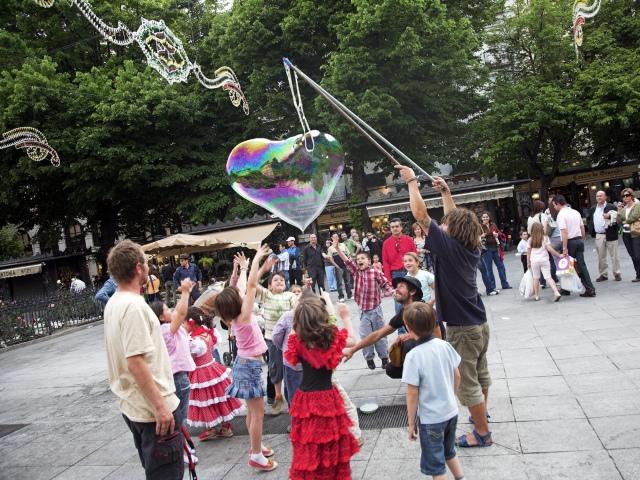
[161,323,196,374]
[232,314,267,358]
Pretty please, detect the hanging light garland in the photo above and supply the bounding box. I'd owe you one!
[0,127,60,167]
[35,0,249,115]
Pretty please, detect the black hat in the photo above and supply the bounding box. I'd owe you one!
[392,275,423,300]
[179,253,190,260]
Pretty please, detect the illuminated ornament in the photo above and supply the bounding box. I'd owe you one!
[226,131,345,231]
[572,0,601,57]
[0,127,60,167]
[34,0,248,115]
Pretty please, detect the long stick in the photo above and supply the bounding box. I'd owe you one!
[283,57,434,181]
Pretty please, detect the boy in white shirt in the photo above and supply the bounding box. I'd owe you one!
[402,303,465,480]
[516,231,529,273]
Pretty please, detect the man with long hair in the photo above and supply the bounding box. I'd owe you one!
[395,165,493,449]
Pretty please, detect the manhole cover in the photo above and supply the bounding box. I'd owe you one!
[0,424,28,439]
[188,405,409,436]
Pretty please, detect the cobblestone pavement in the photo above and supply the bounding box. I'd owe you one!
[1,238,639,479]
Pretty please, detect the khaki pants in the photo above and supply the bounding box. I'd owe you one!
[446,323,491,407]
[595,234,621,278]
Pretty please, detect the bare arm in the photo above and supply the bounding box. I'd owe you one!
[343,324,395,361]
[406,384,419,441]
[240,245,270,324]
[454,367,461,393]
[396,165,431,227]
[127,355,175,435]
[232,252,249,295]
[561,229,569,255]
[170,279,194,334]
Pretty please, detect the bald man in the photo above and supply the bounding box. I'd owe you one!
[588,191,621,281]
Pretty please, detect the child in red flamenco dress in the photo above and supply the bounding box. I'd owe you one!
[285,296,360,480]
[185,307,244,441]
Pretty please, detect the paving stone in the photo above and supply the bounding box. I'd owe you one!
[539,331,593,347]
[596,338,640,355]
[609,448,640,480]
[51,466,118,480]
[577,390,640,418]
[547,342,602,360]
[524,450,623,479]
[503,360,560,378]
[102,464,145,480]
[517,419,601,453]
[610,352,640,370]
[0,466,67,480]
[507,376,571,398]
[512,395,584,421]
[591,415,640,449]
[361,459,425,479]
[457,455,528,480]
[456,421,521,456]
[556,355,618,375]
[565,371,638,395]
[77,434,140,466]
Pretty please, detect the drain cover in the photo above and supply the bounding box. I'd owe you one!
[189,405,409,436]
[0,424,28,439]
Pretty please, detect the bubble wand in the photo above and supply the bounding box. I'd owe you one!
[283,57,433,182]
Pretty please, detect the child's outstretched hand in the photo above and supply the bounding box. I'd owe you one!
[234,251,249,270]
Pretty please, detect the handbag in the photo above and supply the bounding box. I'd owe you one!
[632,220,640,236]
[555,256,576,277]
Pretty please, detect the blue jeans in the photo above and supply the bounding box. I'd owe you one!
[481,247,510,291]
[391,270,407,316]
[283,365,303,406]
[419,415,458,476]
[324,265,337,291]
[173,372,190,427]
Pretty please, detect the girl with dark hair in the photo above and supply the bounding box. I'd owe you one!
[480,212,511,295]
[184,306,243,441]
[286,295,360,479]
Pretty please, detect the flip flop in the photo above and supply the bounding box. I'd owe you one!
[249,458,278,471]
[456,430,493,448]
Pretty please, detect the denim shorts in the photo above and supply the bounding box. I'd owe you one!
[419,415,458,476]
[226,356,265,400]
[173,371,190,426]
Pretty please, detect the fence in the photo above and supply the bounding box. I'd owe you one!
[0,290,103,348]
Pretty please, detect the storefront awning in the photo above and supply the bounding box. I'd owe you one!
[367,186,515,217]
[142,223,279,256]
[0,263,43,279]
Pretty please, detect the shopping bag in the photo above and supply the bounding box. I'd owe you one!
[555,256,575,277]
[559,272,585,294]
[519,270,534,299]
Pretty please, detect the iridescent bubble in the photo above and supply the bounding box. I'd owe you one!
[226,131,345,231]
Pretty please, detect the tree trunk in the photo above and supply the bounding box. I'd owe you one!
[349,152,370,231]
[95,207,119,276]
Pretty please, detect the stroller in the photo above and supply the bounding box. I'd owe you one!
[219,319,237,367]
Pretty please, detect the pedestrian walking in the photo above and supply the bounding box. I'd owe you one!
[303,234,325,294]
[527,223,562,302]
[516,231,529,273]
[173,254,202,304]
[480,212,511,295]
[554,195,596,297]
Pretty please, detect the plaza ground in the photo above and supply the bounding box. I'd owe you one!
[1,238,639,479]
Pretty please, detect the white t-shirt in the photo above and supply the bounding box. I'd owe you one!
[528,237,551,263]
[402,338,461,425]
[593,204,606,234]
[104,291,179,422]
[516,239,529,255]
[407,269,435,303]
[556,207,583,239]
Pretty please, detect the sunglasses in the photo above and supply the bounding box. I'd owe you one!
[623,193,632,197]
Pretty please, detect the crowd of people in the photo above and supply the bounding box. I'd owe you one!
[99,178,639,480]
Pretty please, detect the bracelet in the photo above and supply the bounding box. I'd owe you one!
[240,268,248,271]
[406,176,419,186]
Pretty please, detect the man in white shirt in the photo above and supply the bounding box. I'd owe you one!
[554,195,596,297]
[104,240,183,479]
[588,191,621,282]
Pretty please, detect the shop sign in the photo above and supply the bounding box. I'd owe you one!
[0,264,43,279]
[317,211,351,225]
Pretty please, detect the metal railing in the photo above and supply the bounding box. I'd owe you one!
[0,290,103,348]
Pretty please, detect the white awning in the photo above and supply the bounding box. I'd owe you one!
[367,186,515,217]
[0,263,43,279]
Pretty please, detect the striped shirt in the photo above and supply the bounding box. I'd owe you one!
[344,258,394,312]
[256,286,295,340]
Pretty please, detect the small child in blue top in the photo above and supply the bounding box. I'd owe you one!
[401,303,466,480]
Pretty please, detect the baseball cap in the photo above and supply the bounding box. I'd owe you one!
[179,253,190,260]
[392,275,423,300]
[286,236,296,242]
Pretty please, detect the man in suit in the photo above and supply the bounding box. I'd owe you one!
[587,190,621,282]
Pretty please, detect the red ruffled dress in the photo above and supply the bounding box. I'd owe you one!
[285,328,360,480]
[187,332,244,429]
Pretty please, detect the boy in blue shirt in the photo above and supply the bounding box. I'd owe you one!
[402,303,466,480]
